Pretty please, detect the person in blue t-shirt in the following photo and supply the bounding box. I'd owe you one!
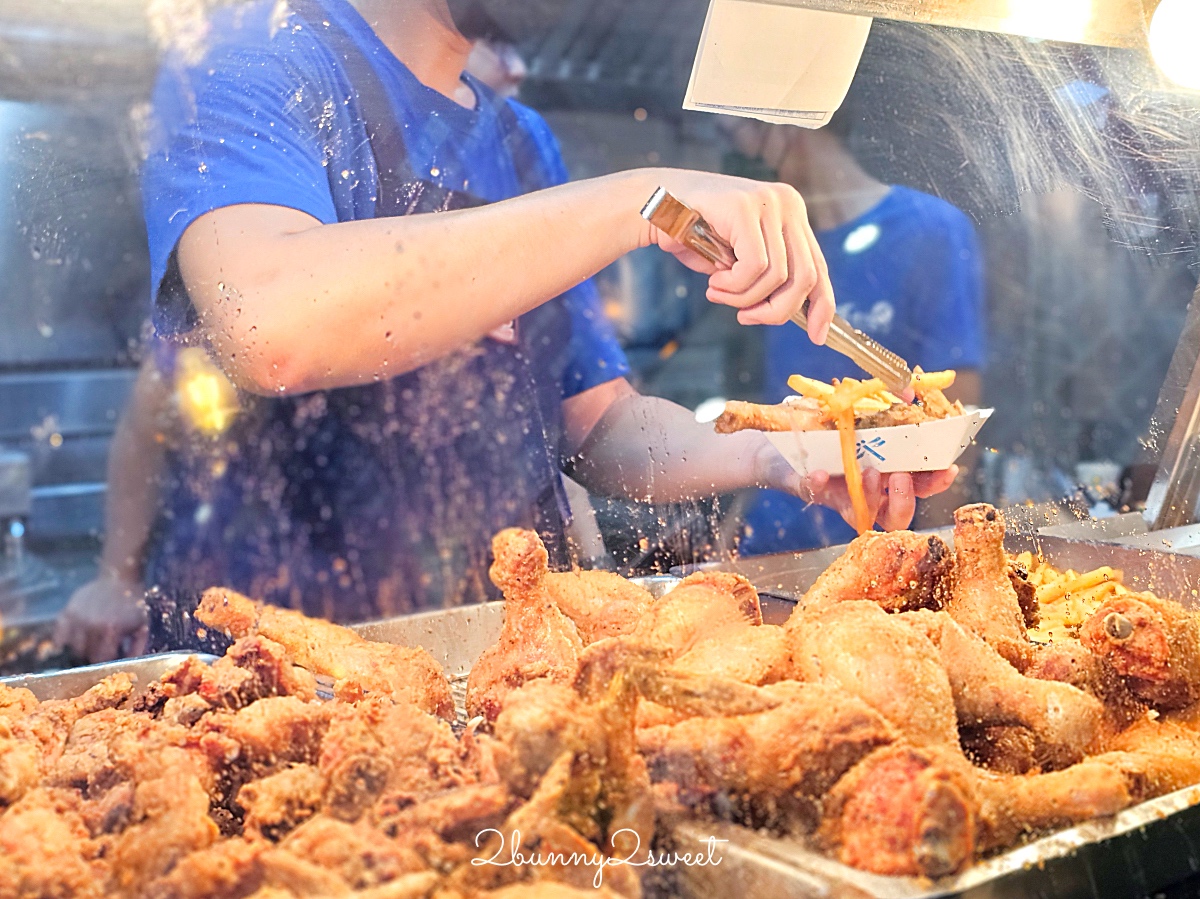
[722,114,985,556]
[56,0,957,660]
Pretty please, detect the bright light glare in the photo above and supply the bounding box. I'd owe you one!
[843,223,881,255]
[1003,0,1092,43]
[1150,0,1200,90]
[177,347,240,435]
[694,397,728,424]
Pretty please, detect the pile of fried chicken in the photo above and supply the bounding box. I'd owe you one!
[5,504,1200,897]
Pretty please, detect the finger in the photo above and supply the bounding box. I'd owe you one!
[801,225,835,345]
[861,467,885,522]
[880,472,917,531]
[736,221,803,326]
[913,465,959,498]
[709,209,771,300]
[656,235,720,276]
[52,615,75,650]
[803,469,831,504]
[90,626,122,664]
[711,194,791,304]
[130,625,150,658]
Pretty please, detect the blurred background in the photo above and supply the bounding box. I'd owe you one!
[1,0,1198,656]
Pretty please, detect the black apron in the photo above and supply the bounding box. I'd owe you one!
[146,0,574,649]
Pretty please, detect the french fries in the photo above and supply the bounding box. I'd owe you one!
[713,368,966,535]
[778,370,959,536]
[912,369,956,395]
[1015,552,1130,642]
[786,374,901,417]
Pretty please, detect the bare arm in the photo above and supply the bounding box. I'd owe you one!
[178,168,835,396]
[98,360,173,582]
[55,358,170,661]
[565,379,957,531]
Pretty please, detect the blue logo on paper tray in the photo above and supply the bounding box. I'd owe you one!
[856,436,887,462]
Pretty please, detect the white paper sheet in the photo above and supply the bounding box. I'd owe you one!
[683,0,873,128]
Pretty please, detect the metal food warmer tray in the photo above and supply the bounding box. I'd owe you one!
[5,575,1200,898]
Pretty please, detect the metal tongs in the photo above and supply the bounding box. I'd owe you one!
[641,187,914,397]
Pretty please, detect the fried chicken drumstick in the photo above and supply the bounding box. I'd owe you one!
[196,588,453,719]
[13,509,1200,893]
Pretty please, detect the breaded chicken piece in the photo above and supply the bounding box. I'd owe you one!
[319,697,482,823]
[541,569,654,644]
[467,529,584,724]
[111,774,219,894]
[819,742,1134,878]
[196,588,452,720]
[0,787,109,898]
[1080,591,1200,711]
[638,681,896,832]
[945,504,1031,669]
[796,530,955,613]
[238,764,326,840]
[631,570,761,658]
[786,601,960,748]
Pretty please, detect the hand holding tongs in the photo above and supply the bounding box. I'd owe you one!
[640,187,914,397]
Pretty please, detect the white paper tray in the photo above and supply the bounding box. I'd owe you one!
[765,408,993,475]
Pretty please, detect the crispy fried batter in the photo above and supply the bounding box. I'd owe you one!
[0,787,108,898]
[319,696,482,823]
[639,680,896,832]
[238,764,325,840]
[713,399,826,433]
[945,504,1031,669]
[903,609,1104,767]
[111,774,219,895]
[1079,591,1200,711]
[196,589,452,719]
[786,601,960,748]
[542,570,654,644]
[467,529,584,723]
[631,571,761,658]
[798,530,955,613]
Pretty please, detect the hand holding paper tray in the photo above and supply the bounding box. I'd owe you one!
[765,409,993,476]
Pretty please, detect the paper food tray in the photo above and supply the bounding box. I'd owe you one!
[764,408,992,476]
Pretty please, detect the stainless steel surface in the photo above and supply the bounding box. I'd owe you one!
[0,652,216,701]
[796,302,914,397]
[676,780,1200,899]
[671,543,851,600]
[0,370,137,442]
[1035,513,1200,603]
[641,187,737,269]
[0,0,156,101]
[756,0,1152,49]
[0,450,32,518]
[1145,284,1200,530]
[641,187,914,395]
[0,369,136,539]
[354,602,505,680]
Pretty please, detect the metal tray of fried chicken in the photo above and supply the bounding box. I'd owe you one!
[8,519,1200,899]
[351,624,1200,899]
[9,633,1200,899]
[355,511,1200,899]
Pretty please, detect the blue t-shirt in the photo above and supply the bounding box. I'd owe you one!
[137,0,631,621]
[740,186,984,555]
[140,0,628,397]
